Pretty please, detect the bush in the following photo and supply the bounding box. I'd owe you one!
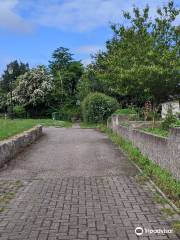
[13,105,26,118]
[171,120,180,128]
[161,107,177,130]
[82,92,119,123]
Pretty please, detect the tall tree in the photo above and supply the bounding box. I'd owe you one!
[49,47,73,74]
[79,1,180,106]
[0,60,29,93]
[49,47,84,105]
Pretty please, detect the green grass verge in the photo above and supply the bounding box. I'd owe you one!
[114,108,137,115]
[142,127,168,137]
[172,221,180,233]
[0,119,72,140]
[80,122,99,129]
[81,123,180,208]
[153,192,168,205]
[161,208,177,217]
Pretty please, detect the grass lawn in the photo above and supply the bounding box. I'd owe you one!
[114,108,137,115]
[142,120,180,137]
[142,127,168,137]
[0,119,72,140]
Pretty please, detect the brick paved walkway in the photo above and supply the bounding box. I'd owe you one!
[0,128,179,240]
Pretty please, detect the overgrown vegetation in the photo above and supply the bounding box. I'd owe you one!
[0,119,72,140]
[78,1,180,107]
[0,180,23,213]
[142,106,179,137]
[153,192,168,205]
[172,221,180,233]
[114,108,137,115]
[0,1,179,121]
[142,127,168,137]
[161,106,178,131]
[172,120,180,127]
[0,48,83,119]
[82,92,119,123]
[161,208,176,217]
[93,124,180,208]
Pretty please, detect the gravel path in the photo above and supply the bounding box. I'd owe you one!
[0,127,179,240]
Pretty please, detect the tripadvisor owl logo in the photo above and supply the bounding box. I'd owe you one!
[135,227,143,236]
[135,226,173,236]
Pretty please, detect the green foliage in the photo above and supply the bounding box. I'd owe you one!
[0,48,84,119]
[49,47,73,74]
[79,1,180,106]
[135,173,149,184]
[153,192,168,205]
[13,105,26,118]
[161,106,177,130]
[161,208,176,216]
[52,112,60,120]
[0,60,29,112]
[97,124,180,208]
[48,104,81,122]
[77,67,103,101]
[49,47,84,108]
[77,70,93,101]
[59,105,81,122]
[114,108,137,115]
[82,92,119,123]
[142,127,168,137]
[0,60,29,93]
[11,65,53,117]
[145,110,161,121]
[172,120,180,127]
[0,89,6,112]
[172,221,180,233]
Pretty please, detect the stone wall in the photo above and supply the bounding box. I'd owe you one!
[0,125,42,168]
[108,115,180,180]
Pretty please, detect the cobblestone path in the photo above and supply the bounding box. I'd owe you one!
[0,128,179,240]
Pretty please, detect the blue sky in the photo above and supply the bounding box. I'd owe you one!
[0,0,179,75]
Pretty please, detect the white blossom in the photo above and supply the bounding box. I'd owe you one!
[12,65,54,107]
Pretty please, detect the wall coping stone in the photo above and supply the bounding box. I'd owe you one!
[108,114,180,180]
[0,125,43,168]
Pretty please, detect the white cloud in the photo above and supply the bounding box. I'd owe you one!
[76,45,105,55]
[0,0,33,33]
[0,0,179,32]
[81,58,92,66]
[33,0,123,32]
[22,0,175,32]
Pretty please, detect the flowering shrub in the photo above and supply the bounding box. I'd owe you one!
[11,65,53,107]
[82,92,119,123]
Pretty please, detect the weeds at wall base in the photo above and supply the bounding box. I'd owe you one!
[97,124,180,209]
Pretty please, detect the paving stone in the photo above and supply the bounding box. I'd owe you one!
[0,128,179,240]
